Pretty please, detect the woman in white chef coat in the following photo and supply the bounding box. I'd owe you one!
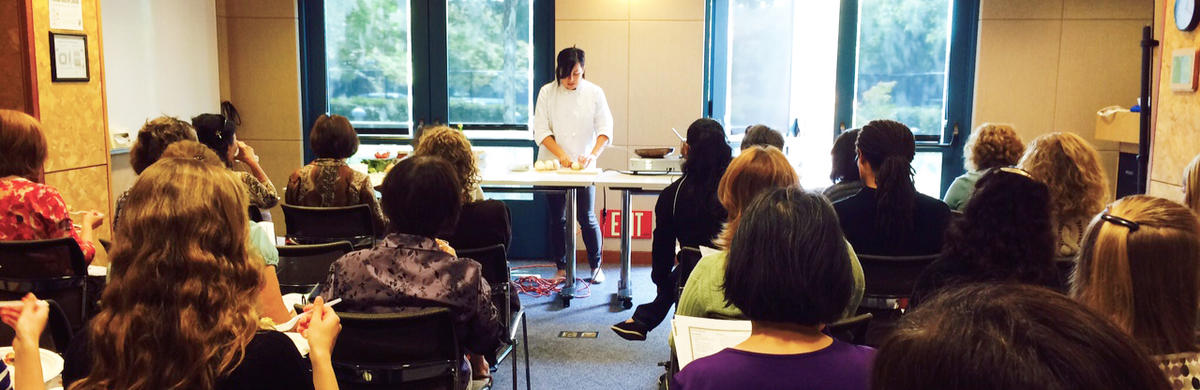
[533,46,613,283]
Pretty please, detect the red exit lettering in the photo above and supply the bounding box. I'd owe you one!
[602,210,653,239]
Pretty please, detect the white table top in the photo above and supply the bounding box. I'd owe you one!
[371,169,678,191]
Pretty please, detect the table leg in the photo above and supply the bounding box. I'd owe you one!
[617,189,633,309]
[560,188,577,307]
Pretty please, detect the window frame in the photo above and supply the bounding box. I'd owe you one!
[298,0,554,160]
[704,0,980,195]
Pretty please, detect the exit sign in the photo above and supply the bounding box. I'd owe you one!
[602,210,653,239]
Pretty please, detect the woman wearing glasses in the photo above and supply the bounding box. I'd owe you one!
[910,167,1060,307]
[532,46,614,282]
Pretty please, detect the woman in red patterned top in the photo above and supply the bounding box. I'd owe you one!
[0,109,103,263]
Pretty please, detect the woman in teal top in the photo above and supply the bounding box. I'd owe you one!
[943,123,1025,210]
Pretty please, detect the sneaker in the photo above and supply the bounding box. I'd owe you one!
[591,267,605,284]
[611,319,649,341]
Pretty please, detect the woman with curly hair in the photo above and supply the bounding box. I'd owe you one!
[414,125,483,202]
[63,157,342,390]
[1018,132,1110,257]
[287,114,387,234]
[910,167,1059,307]
[1184,154,1200,216]
[942,123,1024,210]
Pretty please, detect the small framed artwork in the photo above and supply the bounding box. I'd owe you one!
[1171,48,1199,92]
[49,32,88,82]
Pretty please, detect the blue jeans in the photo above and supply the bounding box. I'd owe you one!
[547,186,602,270]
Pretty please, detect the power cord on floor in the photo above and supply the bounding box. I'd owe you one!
[511,264,592,298]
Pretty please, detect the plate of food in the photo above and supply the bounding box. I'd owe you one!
[0,346,64,383]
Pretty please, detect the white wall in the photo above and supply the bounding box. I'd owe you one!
[556,0,706,255]
[102,0,222,210]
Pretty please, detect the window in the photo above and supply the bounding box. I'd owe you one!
[300,0,550,149]
[446,0,533,125]
[323,0,413,129]
[707,0,979,195]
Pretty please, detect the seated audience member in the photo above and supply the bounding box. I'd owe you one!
[62,158,342,390]
[193,109,280,210]
[322,155,503,387]
[677,146,864,322]
[414,125,486,202]
[612,118,733,341]
[1184,154,1200,215]
[942,123,1023,210]
[823,128,863,203]
[740,124,784,150]
[673,187,874,390]
[910,167,1059,306]
[834,120,950,256]
[162,141,291,324]
[1018,132,1109,256]
[0,109,103,264]
[415,125,510,251]
[113,116,196,227]
[286,114,387,234]
[1071,195,1200,383]
[873,284,1170,390]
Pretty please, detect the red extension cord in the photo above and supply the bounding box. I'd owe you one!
[511,264,592,298]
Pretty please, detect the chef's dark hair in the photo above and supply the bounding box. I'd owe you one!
[555,46,585,83]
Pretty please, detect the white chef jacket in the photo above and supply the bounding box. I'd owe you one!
[532,79,614,159]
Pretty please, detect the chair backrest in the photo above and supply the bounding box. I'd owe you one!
[456,244,508,287]
[249,206,264,222]
[0,238,88,331]
[332,307,460,389]
[276,241,354,295]
[281,204,375,248]
[0,237,86,277]
[857,253,939,298]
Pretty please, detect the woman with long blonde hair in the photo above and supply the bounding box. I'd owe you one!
[62,158,341,390]
[1183,154,1200,215]
[1071,195,1200,383]
[677,146,863,322]
[1018,132,1110,256]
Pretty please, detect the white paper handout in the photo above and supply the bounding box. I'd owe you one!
[672,315,752,370]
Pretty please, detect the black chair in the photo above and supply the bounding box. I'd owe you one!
[281,204,375,249]
[0,238,89,334]
[276,241,354,296]
[332,307,462,390]
[856,253,940,310]
[456,243,530,390]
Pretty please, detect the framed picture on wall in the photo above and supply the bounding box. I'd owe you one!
[1170,48,1199,92]
[49,32,88,82]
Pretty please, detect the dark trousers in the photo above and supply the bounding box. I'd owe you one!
[547,186,602,270]
[631,249,702,329]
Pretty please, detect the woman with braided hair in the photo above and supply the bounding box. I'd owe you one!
[833,119,951,256]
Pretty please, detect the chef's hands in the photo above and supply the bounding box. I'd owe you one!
[577,153,597,169]
[556,154,574,168]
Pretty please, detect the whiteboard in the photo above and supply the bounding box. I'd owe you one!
[100,0,220,144]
